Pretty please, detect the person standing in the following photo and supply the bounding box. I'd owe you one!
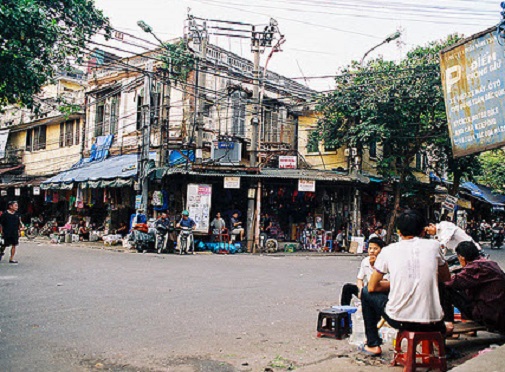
[0,201,25,264]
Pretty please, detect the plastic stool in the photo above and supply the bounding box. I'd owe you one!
[392,330,447,372]
[316,309,350,339]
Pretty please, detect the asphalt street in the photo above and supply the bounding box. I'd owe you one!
[1,242,504,372]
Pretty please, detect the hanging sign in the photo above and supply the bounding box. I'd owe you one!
[186,184,212,233]
[14,188,20,196]
[279,156,297,169]
[224,176,241,189]
[33,187,40,196]
[135,195,142,209]
[1,190,7,196]
[298,179,316,192]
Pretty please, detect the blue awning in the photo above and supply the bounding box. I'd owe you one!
[460,182,505,207]
[41,153,155,189]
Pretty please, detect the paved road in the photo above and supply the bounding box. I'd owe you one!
[1,242,504,372]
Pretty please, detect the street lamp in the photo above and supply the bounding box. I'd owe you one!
[360,31,401,67]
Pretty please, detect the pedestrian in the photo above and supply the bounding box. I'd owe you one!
[425,219,481,253]
[0,201,25,264]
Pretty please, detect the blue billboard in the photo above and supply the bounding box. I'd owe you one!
[441,27,505,157]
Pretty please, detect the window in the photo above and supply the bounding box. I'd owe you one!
[263,106,280,143]
[136,95,143,131]
[26,126,46,151]
[369,140,377,159]
[75,120,80,145]
[59,120,76,147]
[231,91,246,137]
[110,97,119,135]
[324,142,337,152]
[95,103,105,136]
[307,133,319,153]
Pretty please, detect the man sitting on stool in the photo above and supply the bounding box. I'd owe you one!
[360,210,450,356]
[441,241,505,334]
[230,211,244,243]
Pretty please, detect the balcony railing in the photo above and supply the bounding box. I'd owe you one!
[0,147,24,165]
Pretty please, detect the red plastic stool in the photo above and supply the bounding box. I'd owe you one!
[392,330,447,372]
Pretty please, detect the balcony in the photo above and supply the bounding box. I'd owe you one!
[0,147,24,166]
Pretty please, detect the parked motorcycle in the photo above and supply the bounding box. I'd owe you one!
[155,222,175,254]
[491,228,504,249]
[25,217,55,239]
[177,227,194,255]
[129,228,155,253]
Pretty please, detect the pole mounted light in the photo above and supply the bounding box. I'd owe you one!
[360,31,401,67]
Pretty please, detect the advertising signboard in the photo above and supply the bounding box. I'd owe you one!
[186,184,212,233]
[298,179,316,192]
[224,176,240,189]
[441,28,505,157]
[279,156,297,169]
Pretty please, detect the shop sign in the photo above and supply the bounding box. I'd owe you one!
[187,183,212,233]
[279,156,297,169]
[1,190,6,196]
[218,142,234,149]
[298,179,316,192]
[434,194,447,203]
[224,176,240,189]
[457,199,472,209]
[14,188,20,196]
[33,187,40,196]
[135,195,142,209]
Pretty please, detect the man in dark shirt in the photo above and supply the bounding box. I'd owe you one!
[0,201,24,264]
[441,241,505,334]
[230,212,244,241]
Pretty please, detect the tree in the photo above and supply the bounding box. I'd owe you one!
[316,35,462,242]
[476,150,505,193]
[0,0,110,110]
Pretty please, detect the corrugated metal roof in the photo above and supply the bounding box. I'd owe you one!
[161,167,369,184]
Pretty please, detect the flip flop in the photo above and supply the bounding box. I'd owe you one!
[358,345,382,357]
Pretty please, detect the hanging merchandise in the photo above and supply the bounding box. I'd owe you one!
[76,186,83,207]
[53,192,59,203]
[153,190,169,211]
[152,190,163,206]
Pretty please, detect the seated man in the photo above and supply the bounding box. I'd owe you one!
[230,211,245,242]
[78,221,89,241]
[361,210,450,356]
[116,222,129,238]
[441,241,505,334]
[340,237,386,305]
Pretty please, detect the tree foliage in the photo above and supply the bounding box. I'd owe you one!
[476,150,505,193]
[316,35,464,240]
[0,0,110,109]
[159,40,196,85]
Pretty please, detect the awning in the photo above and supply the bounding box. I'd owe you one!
[41,154,152,190]
[0,164,24,175]
[160,167,369,184]
[460,182,505,207]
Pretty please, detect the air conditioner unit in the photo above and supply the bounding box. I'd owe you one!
[211,141,242,165]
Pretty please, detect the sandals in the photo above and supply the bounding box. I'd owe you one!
[358,345,382,357]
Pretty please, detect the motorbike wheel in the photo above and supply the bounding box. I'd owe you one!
[26,227,39,240]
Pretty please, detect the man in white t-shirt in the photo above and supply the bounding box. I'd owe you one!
[360,210,451,356]
[425,220,481,253]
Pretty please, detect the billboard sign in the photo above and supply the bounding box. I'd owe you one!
[441,28,505,157]
[279,156,297,169]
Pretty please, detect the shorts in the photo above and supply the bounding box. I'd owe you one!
[232,228,244,235]
[3,235,19,246]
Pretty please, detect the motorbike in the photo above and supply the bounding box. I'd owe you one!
[129,228,155,253]
[177,227,194,255]
[155,222,175,254]
[490,228,504,249]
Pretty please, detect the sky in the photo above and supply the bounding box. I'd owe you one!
[93,0,501,91]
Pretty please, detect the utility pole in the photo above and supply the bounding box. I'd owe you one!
[140,61,153,211]
[186,16,208,165]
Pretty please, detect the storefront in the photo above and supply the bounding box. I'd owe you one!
[41,154,145,232]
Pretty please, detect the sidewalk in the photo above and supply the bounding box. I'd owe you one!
[451,343,505,372]
[22,237,366,257]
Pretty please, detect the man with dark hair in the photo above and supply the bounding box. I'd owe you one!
[359,210,450,356]
[0,201,24,264]
[340,237,386,305]
[441,241,505,334]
